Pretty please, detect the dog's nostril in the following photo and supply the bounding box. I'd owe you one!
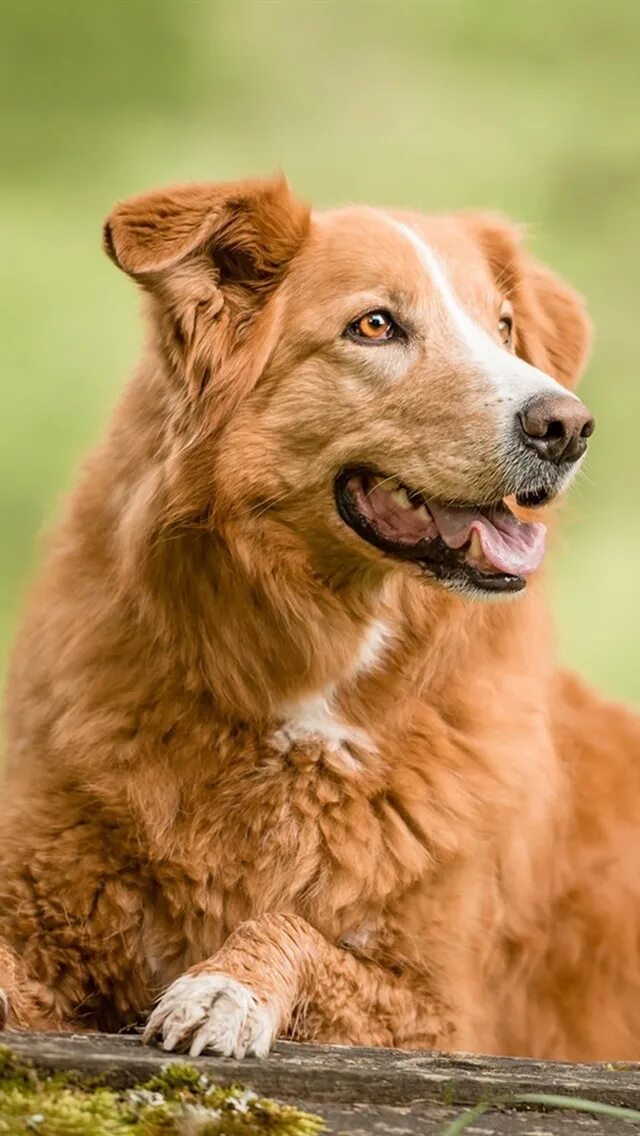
[581,417,595,439]
[545,419,565,442]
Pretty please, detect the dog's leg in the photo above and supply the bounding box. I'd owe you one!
[144,913,456,1056]
[0,938,66,1031]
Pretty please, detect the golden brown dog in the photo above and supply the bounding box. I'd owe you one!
[1,175,639,1062]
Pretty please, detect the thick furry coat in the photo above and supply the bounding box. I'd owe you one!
[1,176,639,1061]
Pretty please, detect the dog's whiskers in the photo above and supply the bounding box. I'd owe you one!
[574,465,597,490]
[237,485,301,522]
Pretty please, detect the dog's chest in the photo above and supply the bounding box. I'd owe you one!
[269,689,374,774]
[150,718,431,975]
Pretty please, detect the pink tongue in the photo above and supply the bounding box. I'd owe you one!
[427,502,546,576]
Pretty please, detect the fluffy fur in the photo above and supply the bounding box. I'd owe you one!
[1,175,639,1061]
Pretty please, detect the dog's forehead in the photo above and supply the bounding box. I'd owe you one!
[289,206,497,310]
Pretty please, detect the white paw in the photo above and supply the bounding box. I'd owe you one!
[143,973,277,1058]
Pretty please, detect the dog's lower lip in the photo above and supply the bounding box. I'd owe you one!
[334,468,529,595]
[516,487,552,508]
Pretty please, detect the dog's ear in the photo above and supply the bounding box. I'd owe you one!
[461,213,592,389]
[103,174,309,283]
[103,175,310,407]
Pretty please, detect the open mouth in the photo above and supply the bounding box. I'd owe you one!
[334,468,548,595]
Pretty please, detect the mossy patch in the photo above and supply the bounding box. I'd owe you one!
[0,1044,326,1135]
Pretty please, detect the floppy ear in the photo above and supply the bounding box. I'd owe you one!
[461,213,592,389]
[103,175,310,404]
[103,174,309,282]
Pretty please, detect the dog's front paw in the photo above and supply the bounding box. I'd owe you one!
[143,973,278,1058]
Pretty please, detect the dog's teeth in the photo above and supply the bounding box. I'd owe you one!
[415,504,429,521]
[469,531,483,560]
[391,488,412,510]
[385,478,401,491]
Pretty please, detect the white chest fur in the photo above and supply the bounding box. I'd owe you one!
[271,689,372,771]
[270,619,391,772]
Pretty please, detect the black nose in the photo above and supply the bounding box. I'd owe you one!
[517,394,595,464]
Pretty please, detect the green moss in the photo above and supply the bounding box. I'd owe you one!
[0,1044,326,1136]
[0,1045,34,1087]
[144,1063,207,1099]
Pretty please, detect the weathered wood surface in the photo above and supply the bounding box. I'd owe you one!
[2,1030,640,1134]
[316,1106,639,1134]
[3,1030,640,1109]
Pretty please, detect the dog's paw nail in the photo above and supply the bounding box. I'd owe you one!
[144,973,277,1058]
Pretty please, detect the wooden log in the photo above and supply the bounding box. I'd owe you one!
[2,1030,640,1134]
[314,1104,640,1135]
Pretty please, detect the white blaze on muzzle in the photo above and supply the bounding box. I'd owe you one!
[383,215,577,434]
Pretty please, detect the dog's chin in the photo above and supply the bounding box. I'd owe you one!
[334,467,557,600]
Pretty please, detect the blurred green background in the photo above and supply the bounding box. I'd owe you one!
[1,0,638,704]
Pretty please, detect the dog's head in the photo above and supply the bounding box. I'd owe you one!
[105,176,592,600]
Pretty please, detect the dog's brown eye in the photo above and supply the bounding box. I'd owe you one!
[498,315,513,346]
[349,311,396,342]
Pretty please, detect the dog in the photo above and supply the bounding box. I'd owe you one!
[1,175,639,1062]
